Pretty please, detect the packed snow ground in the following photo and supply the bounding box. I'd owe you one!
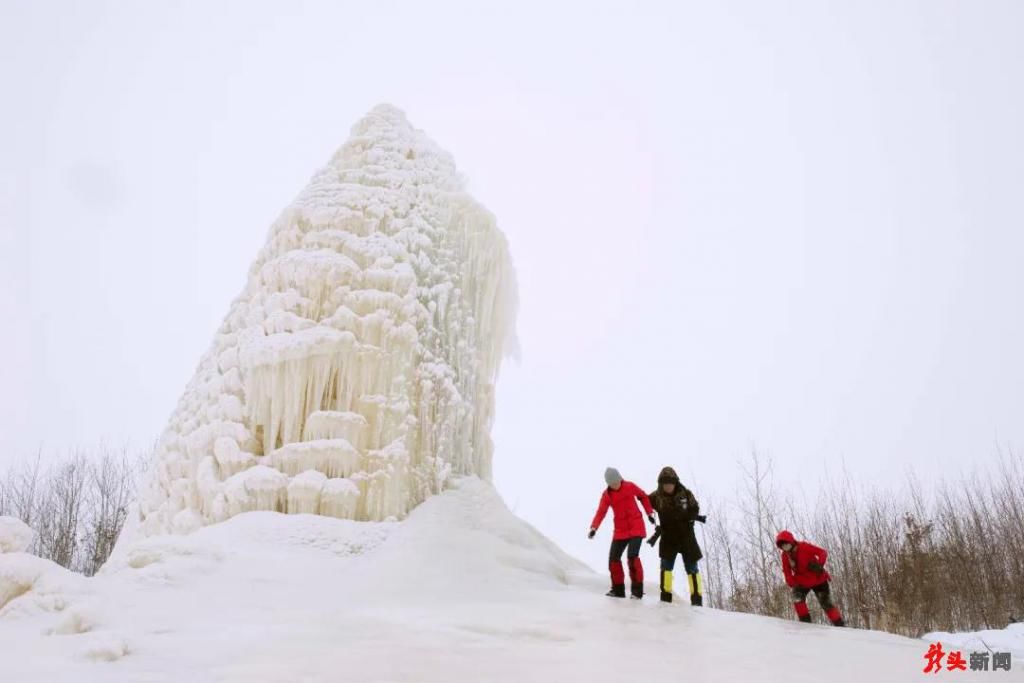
[0,479,1008,682]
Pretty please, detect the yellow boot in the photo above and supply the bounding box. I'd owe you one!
[660,568,673,603]
[687,572,703,606]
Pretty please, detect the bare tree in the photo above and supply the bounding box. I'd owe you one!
[736,449,789,616]
[702,500,736,609]
[0,450,44,529]
[1,443,145,575]
[80,447,135,575]
[33,453,90,569]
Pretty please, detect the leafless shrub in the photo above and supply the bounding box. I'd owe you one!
[0,443,145,575]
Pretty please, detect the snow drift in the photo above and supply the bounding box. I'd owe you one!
[0,517,34,554]
[0,479,984,682]
[924,623,1024,660]
[132,104,517,537]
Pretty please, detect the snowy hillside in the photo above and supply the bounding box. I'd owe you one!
[0,478,992,682]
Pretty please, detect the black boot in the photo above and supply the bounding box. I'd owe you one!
[630,583,644,599]
[606,584,626,598]
[660,591,673,603]
[690,593,703,607]
[831,618,846,627]
[798,614,812,623]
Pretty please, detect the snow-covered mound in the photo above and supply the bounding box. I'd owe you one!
[0,479,976,682]
[0,516,34,554]
[132,104,517,538]
[925,623,1024,657]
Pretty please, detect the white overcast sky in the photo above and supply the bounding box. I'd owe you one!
[2,1,1022,569]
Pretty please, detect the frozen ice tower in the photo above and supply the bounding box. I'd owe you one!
[133,104,517,536]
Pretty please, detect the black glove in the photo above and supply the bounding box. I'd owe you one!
[588,528,596,539]
[648,526,662,547]
[695,514,707,524]
[808,561,824,574]
[647,514,656,525]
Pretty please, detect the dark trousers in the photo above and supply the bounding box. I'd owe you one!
[609,537,644,597]
[792,581,844,625]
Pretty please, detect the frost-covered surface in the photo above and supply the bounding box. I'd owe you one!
[924,623,1024,656]
[0,479,978,682]
[0,516,34,554]
[132,104,517,537]
[0,553,106,658]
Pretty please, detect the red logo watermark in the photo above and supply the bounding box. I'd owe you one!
[923,642,1012,673]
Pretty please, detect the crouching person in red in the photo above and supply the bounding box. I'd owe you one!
[589,467,655,598]
[775,530,845,626]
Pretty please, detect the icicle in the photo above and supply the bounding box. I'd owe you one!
[320,478,360,519]
[303,411,367,444]
[224,466,288,516]
[213,437,256,478]
[286,470,327,514]
[268,439,360,478]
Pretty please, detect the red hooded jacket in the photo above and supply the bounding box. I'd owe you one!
[591,481,654,540]
[776,530,831,588]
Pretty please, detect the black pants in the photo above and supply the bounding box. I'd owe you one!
[608,537,644,597]
[791,581,844,625]
[609,536,643,563]
[792,582,835,609]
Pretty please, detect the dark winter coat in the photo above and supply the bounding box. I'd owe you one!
[648,467,703,563]
[591,480,654,540]
[775,530,831,589]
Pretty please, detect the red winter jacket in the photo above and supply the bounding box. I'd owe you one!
[776,530,831,589]
[591,481,654,540]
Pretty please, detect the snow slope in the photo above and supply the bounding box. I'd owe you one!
[0,479,995,682]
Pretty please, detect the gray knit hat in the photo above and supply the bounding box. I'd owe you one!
[604,467,623,486]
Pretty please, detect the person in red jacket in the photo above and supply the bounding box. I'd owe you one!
[775,530,845,626]
[589,467,656,598]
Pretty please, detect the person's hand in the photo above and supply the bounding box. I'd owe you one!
[695,514,707,524]
[808,561,824,573]
[647,535,657,547]
[648,514,656,525]
[588,528,596,539]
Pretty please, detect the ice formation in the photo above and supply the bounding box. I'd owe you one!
[132,104,517,536]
